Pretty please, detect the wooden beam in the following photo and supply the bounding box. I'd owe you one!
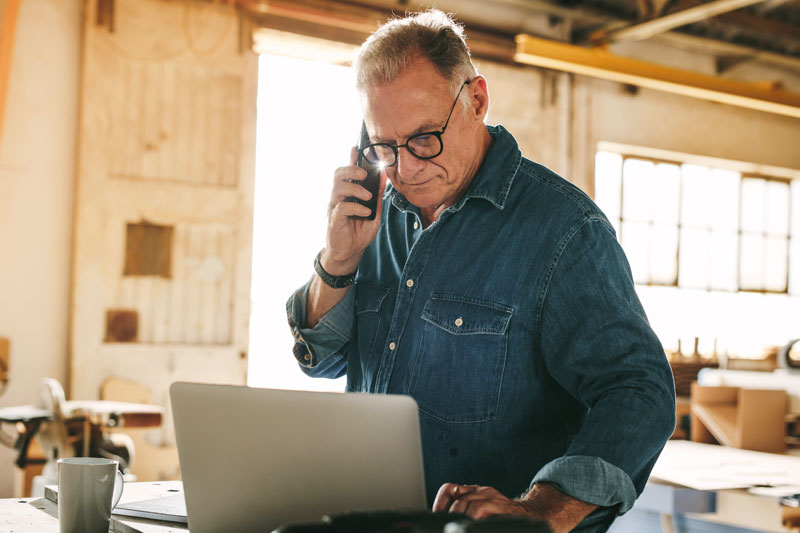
[589,0,767,44]
[238,0,516,64]
[515,34,800,119]
[0,0,21,150]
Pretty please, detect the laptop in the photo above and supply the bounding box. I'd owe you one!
[170,382,427,532]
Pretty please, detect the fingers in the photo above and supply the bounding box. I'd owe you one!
[433,483,458,512]
[329,198,373,220]
[432,483,479,513]
[434,485,524,520]
[328,165,371,218]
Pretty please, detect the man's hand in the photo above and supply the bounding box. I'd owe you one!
[306,147,387,328]
[433,482,598,533]
[324,147,387,275]
[433,484,531,519]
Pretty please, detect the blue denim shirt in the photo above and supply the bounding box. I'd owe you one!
[287,125,675,530]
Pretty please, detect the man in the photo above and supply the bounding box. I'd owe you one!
[286,10,675,532]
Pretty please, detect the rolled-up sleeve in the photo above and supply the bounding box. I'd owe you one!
[286,278,356,379]
[533,217,676,521]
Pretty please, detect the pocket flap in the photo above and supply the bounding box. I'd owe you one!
[421,294,513,335]
[355,281,391,314]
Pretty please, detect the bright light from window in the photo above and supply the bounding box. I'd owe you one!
[248,54,360,391]
[594,150,800,359]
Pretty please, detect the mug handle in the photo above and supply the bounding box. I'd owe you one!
[111,470,125,509]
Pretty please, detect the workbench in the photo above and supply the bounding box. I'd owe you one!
[0,481,187,533]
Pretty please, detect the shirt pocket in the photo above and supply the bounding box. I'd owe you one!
[409,294,513,423]
[354,280,392,390]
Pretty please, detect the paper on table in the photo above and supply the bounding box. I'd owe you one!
[650,440,800,491]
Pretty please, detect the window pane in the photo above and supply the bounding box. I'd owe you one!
[594,151,622,221]
[621,221,650,284]
[622,159,655,223]
[650,224,678,285]
[765,236,788,292]
[710,169,740,231]
[741,178,766,233]
[790,237,800,296]
[679,228,709,289]
[766,180,790,237]
[681,164,711,229]
[709,231,738,291]
[739,234,764,289]
[652,163,681,225]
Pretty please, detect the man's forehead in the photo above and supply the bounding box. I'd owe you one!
[360,80,453,142]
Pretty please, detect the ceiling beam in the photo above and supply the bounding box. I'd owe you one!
[515,34,800,119]
[588,0,768,44]
[0,0,21,151]
[237,0,517,63]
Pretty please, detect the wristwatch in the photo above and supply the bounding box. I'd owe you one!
[314,249,357,289]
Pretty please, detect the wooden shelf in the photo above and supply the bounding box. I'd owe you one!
[691,383,787,453]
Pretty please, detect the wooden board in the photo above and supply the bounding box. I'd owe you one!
[70,0,257,446]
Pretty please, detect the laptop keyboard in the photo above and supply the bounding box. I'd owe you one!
[273,510,551,532]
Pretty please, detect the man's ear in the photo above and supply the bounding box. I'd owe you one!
[468,76,490,122]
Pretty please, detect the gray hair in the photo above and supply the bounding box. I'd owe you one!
[355,9,477,98]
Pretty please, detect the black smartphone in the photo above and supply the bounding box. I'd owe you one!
[348,121,381,220]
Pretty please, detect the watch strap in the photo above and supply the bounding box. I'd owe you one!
[314,250,357,289]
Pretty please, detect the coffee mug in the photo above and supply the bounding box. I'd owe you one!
[57,457,125,533]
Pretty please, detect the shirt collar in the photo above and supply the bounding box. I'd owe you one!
[387,124,522,214]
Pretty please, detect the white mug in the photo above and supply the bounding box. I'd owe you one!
[57,457,125,533]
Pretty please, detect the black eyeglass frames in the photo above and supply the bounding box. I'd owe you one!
[358,80,472,167]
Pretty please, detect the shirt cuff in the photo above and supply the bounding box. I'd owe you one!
[286,279,356,369]
[531,455,638,514]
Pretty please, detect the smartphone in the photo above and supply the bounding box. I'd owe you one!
[348,121,381,220]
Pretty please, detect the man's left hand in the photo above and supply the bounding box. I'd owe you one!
[432,483,534,520]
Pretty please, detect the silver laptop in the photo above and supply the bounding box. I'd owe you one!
[170,382,427,532]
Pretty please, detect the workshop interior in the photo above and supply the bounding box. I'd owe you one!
[1,0,800,531]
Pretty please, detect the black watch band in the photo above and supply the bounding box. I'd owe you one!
[314,250,357,289]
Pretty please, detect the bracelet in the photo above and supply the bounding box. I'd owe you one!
[314,250,357,289]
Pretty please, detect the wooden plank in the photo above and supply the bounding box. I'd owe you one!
[140,63,160,180]
[216,228,233,344]
[0,0,20,151]
[515,34,800,119]
[692,404,738,447]
[589,0,768,44]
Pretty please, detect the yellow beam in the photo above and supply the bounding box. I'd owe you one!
[0,0,21,150]
[515,34,800,120]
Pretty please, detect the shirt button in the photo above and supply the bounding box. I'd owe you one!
[303,353,311,361]
[406,279,414,288]
[413,221,419,230]
[454,317,463,327]
[389,342,396,351]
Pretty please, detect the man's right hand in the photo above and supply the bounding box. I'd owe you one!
[323,147,386,275]
[305,148,387,329]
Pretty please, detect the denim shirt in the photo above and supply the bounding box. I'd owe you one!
[287,125,675,530]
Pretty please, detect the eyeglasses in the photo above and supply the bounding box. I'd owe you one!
[359,80,471,167]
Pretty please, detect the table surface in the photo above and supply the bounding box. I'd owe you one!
[3,479,800,532]
[0,481,187,533]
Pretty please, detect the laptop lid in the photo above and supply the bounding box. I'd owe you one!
[170,382,427,533]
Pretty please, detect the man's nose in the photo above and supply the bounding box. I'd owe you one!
[396,147,425,178]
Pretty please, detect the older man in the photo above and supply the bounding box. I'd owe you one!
[286,10,675,532]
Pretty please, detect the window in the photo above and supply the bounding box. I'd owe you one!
[595,149,800,358]
[596,152,798,294]
[248,53,359,391]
